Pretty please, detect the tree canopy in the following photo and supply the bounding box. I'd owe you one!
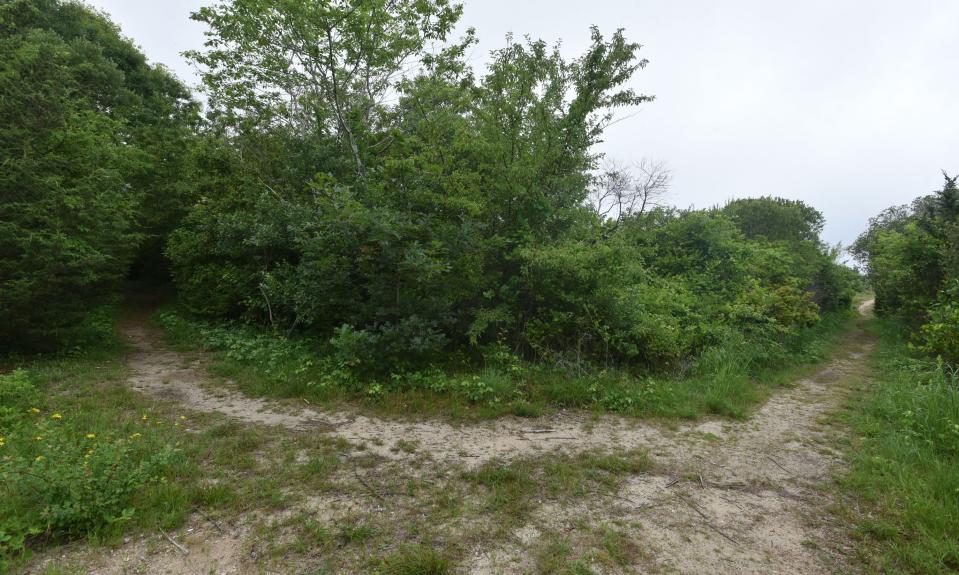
[0,0,196,349]
[1,0,857,373]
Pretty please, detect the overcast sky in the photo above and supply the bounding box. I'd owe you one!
[83,0,959,250]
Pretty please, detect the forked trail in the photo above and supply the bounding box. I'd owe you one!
[100,301,875,574]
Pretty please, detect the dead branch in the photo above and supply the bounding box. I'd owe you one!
[159,528,190,555]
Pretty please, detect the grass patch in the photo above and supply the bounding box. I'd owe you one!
[463,449,652,532]
[0,309,353,571]
[378,544,451,575]
[841,318,959,573]
[0,346,193,569]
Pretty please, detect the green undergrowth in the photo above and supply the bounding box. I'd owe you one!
[0,310,349,572]
[842,319,959,573]
[0,331,186,571]
[156,305,856,422]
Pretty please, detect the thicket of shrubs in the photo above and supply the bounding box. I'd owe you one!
[0,0,197,351]
[0,0,859,380]
[852,173,959,362]
[163,1,856,382]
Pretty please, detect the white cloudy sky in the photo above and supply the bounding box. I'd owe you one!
[84,0,959,249]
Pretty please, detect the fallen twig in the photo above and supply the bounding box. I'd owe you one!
[665,476,680,488]
[352,463,386,502]
[674,493,739,546]
[159,528,189,555]
[193,506,226,534]
[766,455,791,474]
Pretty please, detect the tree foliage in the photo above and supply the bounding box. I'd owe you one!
[3,0,857,373]
[0,0,196,349]
[165,0,854,378]
[854,172,959,362]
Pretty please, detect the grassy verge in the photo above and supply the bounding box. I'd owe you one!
[156,304,857,422]
[841,318,959,573]
[0,309,350,572]
[0,326,187,570]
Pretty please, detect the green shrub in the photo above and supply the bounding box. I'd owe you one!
[919,280,959,364]
[0,0,196,352]
[0,370,38,430]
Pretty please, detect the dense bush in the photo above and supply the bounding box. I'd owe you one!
[854,172,959,363]
[163,0,857,381]
[0,0,196,350]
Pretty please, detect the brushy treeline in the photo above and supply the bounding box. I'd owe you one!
[1,0,857,377]
[0,1,865,566]
[852,172,959,362]
[0,0,198,350]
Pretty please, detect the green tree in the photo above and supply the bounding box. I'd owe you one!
[0,0,196,349]
[189,0,463,178]
[723,196,825,244]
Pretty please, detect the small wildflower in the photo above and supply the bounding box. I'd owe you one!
[129,432,141,440]
[86,433,96,440]
[29,407,41,414]
[34,435,43,442]
[0,436,5,447]
[51,412,63,420]
[179,416,186,420]
[142,414,149,421]
[35,455,44,462]
[84,449,93,459]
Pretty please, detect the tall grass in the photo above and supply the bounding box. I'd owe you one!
[843,319,959,573]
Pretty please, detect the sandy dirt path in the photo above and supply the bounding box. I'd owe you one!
[466,302,875,574]
[91,301,875,574]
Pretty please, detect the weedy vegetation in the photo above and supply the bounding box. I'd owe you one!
[3,0,955,572]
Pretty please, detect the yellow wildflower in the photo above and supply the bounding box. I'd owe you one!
[86,433,96,439]
[141,414,149,421]
[51,413,63,420]
[84,449,93,458]
[29,407,41,414]
[35,455,44,462]
[179,416,186,420]
[129,432,142,440]
[34,435,43,441]
[0,436,5,447]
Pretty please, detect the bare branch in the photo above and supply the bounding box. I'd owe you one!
[589,158,672,228]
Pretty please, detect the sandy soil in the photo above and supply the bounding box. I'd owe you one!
[28,302,875,574]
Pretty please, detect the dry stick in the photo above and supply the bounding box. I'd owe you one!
[766,455,791,474]
[352,463,386,502]
[193,506,226,534]
[158,528,190,555]
[521,429,556,434]
[665,476,680,488]
[674,493,740,547]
